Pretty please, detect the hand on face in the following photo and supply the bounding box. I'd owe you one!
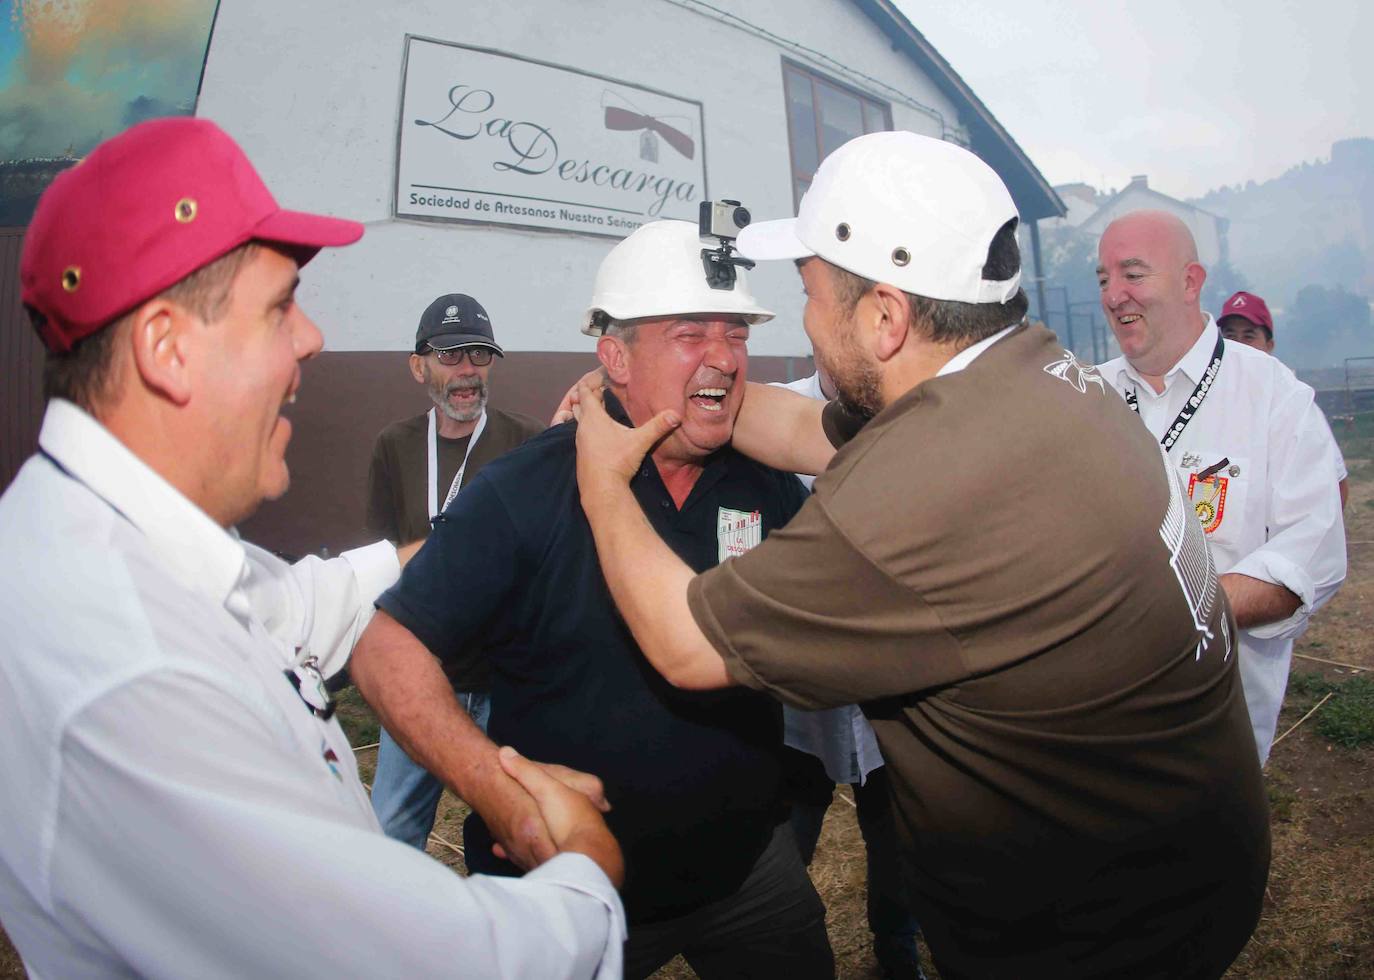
[551,367,609,425]
[572,375,681,496]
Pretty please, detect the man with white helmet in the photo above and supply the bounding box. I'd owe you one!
[570,133,1270,979]
[350,220,833,979]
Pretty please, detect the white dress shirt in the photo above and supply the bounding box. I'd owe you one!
[0,400,625,980]
[1100,317,1347,763]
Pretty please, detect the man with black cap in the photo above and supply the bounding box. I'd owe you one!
[0,117,625,978]
[569,132,1271,979]
[365,293,542,850]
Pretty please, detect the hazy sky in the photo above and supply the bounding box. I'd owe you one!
[895,0,1373,200]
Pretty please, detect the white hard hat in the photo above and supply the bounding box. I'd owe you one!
[582,220,775,336]
[737,132,1021,305]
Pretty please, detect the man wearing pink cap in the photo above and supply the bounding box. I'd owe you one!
[1219,289,1349,506]
[0,117,625,978]
[1217,290,1277,353]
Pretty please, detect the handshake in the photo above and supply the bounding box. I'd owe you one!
[484,745,624,887]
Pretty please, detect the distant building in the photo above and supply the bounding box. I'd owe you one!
[1046,182,1103,229]
[1078,175,1230,268]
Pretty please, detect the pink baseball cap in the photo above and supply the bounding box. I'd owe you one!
[1219,291,1274,334]
[21,116,364,352]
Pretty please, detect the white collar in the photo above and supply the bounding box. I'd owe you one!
[38,400,248,609]
[937,323,1020,378]
[1116,314,1218,392]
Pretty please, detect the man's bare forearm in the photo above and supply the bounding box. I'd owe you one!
[1219,572,1302,630]
[350,610,556,866]
[731,382,834,476]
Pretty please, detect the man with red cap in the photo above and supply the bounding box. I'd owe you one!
[1219,289,1348,507]
[0,117,625,979]
[1217,290,1276,353]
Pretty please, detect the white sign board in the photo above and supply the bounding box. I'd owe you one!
[396,37,707,237]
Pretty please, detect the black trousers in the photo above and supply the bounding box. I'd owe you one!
[622,821,835,980]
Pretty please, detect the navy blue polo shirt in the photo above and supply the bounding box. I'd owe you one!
[377,399,809,924]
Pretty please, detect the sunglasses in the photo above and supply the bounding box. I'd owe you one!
[427,346,495,366]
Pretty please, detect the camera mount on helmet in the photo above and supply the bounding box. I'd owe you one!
[699,199,755,291]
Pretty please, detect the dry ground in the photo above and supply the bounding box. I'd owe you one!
[2,456,1369,978]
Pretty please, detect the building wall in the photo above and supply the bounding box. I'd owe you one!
[188,0,973,553]
[197,0,967,357]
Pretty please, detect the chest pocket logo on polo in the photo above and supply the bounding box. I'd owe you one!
[717,507,762,561]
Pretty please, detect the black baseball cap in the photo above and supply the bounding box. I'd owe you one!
[414,293,504,355]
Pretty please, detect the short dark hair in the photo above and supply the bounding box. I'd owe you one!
[38,242,259,412]
[827,217,1028,347]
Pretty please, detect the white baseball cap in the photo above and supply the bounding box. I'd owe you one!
[737,131,1021,304]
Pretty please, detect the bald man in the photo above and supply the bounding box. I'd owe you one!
[1097,210,1347,764]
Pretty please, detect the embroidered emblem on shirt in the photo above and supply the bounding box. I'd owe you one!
[1042,350,1105,394]
[1187,473,1228,534]
[321,741,343,781]
[717,507,762,561]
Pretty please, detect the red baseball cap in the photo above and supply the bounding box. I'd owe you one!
[20,116,364,353]
[1219,291,1274,334]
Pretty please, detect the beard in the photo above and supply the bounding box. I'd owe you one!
[818,326,883,421]
[427,371,488,423]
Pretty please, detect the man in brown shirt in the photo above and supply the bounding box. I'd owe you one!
[570,133,1269,979]
[365,292,543,849]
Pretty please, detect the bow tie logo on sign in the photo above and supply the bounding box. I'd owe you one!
[602,92,696,164]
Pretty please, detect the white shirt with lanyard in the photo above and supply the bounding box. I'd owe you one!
[1099,316,1347,764]
[427,406,487,520]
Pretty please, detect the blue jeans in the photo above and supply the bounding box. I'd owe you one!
[371,690,490,850]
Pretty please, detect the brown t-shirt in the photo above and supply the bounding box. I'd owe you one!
[366,405,544,689]
[687,325,1269,979]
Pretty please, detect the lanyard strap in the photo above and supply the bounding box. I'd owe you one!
[426,407,486,519]
[1125,332,1225,452]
